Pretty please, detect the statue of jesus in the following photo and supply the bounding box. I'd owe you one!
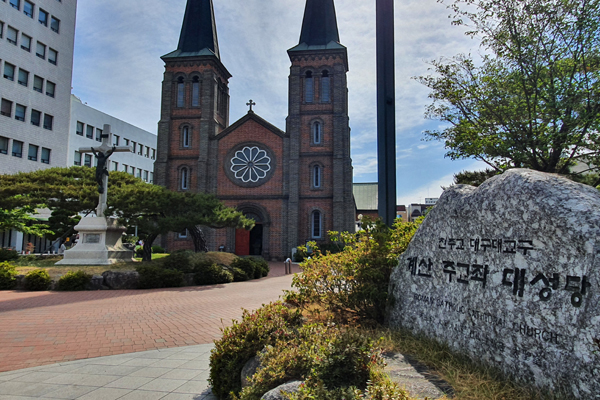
[92,146,116,194]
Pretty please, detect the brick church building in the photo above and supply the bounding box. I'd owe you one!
[155,0,355,260]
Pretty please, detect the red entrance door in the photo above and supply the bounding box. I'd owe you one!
[235,229,250,256]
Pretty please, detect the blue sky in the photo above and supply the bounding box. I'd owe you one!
[71,0,487,206]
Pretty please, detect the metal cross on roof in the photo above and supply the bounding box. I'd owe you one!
[246,99,256,112]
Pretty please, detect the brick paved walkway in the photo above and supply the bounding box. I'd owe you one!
[0,262,300,373]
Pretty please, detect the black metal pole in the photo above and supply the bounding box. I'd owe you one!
[376,0,397,226]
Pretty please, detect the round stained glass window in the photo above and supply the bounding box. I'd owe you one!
[230,146,272,183]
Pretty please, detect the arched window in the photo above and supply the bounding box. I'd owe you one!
[192,76,200,107]
[311,211,322,239]
[313,165,321,188]
[181,167,189,190]
[321,70,330,103]
[177,77,185,108]
[182,126,190,148]
[305,71,314,103]
[313,122,322,144]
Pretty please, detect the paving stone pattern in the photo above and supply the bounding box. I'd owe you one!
[0,262,298,373]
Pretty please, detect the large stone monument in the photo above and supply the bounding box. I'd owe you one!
[56,125,134,265]
[388,169,600,398]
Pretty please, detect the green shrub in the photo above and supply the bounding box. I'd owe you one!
[229,267,249,282]
[0,248,19,262]
[231,257,256,280]
[195,263,233,285]
[137,265,184,289]
[249,257,269,278]
[58,270,92,291]
[152,245,165,253]
[162,251,194,273]
[0,262,17,290]
[24,269,51,291]
[210,302,304,399]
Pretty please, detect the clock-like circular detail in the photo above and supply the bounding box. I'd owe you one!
[228,145,274,186]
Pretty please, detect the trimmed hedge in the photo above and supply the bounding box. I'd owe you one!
[137,265,184,289]
[0,262,17,290]
[195,263,233,285]
[162,251,195,273]
[58,270,92,291]
[24,269,51,291]
[0,248,19,262]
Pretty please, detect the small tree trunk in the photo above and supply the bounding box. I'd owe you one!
[189,226,208,253]
[142,234,158,262]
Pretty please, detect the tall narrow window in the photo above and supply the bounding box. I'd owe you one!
[28,144,38,161]
[36,41,46,59]
[181,168,189,190]
[113,135,120,146]
[30,109,41,126]
[10,0,20,9]
[74,151,81,166]
[152,149,156,160]
[46,81,55,97]
[33,75,43,93]
[96,128,102,142]
[1,99,13,117]
[4,63,15,81]
[143,170,148,182]
[305,71,314,103]
[21,34,31,51]
[18,69,29,86]
[313,122,322,144]
[86,125,94,139]
[48,48,58,65]
[23,1,34,17]
[14,104,26,121]
[150,172,154,184]
[313,165,321,188]
[41,148,50,164]
[6,26,17,45]
[12,140,23,158]
[38,9,48,26]
[177,77,185,107]
[50,17,60,33]
[182,127,190,148]
[321,70,330,103]
[0,137,8,154]
[112,161,118,171]
[312,211,322,239]
[192,76,200,107]
[0,22,4,39]
[84,154,92,167]
[76,121,84,135]
[43,114,53,130]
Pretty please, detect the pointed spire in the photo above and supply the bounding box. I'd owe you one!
[299,0,340,46]
[165,0,220,59]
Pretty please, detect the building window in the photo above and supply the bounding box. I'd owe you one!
[136,168,141,178]
[311,211,322,239]
[74,151,81,166]
[181,167,189,190]
[4,63,15,81]
[313,122,322,144]
[0,137,8,155]
[50,16,60,33]
[112,161,118,171]
[84,154,92,167]
[122,164,128,172]
[21,34,31,51]
[6,26,17,45]
[41,148,50,164]
[38,8,48,25]
[321,70,330,103]
[43,114,53,130]
[36,41,45,58]
[18,69,28,86]
[12,140,23,158]
[0,21,4,39]
[9,0,20,10]
[145,146,149,157]
[143,170,148,182]
[131,141,136,153]
[96,128,102,142]
[14,104,25,121]
[124,138,129,146]
[113,135,120,146]
[151,149,156,160]
[176,77,185,107]
[149,172,154,184]
[23,1,33,17]
[28,144,38,161]
[182,126,190,148]
[137,144,143,156]
[129,166,135,175]
[33,75,43,93]
[1,99,13,117]
[46,81,55,97]
[76,121,84,135]
[48,48,57,65]
[192,77,200,107]
[305,71,314,103]
[86,125,94,139]
[30,109,40,126]
[178,229,188,239]
[313,165,322,188]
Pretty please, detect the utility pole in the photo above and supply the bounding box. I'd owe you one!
[376,0,397,226]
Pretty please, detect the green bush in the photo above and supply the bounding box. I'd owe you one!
[210,302,304,399]
[195,263,233,285]
[229,266,249,282]
[24,269,52,291]
[0,248,19,262]
[249,257,269,278]
[152,245,165,253]
[231,257,256,280]
[58,270,92,291]
[137,265,184,289]
[0,262,17,290]
[162,251,194,273]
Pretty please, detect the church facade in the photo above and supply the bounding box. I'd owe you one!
[154,0,355,260]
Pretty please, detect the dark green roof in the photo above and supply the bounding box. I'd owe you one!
[353,183,379,211]
[164,0,220,60]
[289,0,343,52]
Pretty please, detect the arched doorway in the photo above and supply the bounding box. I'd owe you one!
[235,212,264,256]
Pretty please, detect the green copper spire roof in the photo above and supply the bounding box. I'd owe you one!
[163,0,220,59]
[289,0,344,52]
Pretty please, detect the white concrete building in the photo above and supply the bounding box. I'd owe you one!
[0,0,77,174]
[69,95,156,183]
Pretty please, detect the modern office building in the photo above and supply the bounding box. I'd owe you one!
[0,0,77,174]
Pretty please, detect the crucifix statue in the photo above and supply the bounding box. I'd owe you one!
[78,124,132,217]
[246,99,256,112]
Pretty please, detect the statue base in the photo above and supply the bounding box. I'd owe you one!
[56,217,135,265]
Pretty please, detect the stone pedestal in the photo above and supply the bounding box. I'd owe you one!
[56,217,134,265]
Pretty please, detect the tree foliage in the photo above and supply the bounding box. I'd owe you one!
[0,196,53,238]
[419,0,600,177]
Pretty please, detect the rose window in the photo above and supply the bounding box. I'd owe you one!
[230,146,272,183]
